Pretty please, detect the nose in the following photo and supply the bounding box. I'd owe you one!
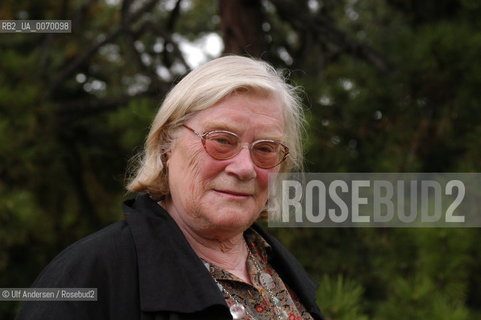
[224,146,257,181]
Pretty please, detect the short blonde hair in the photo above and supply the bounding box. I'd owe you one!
[126,55,304,199]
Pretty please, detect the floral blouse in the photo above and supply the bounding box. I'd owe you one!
[202,229,314,320]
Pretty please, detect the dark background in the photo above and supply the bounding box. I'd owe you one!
[1,0,481,319]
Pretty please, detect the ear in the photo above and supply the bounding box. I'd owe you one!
[165,151,171,167]
[162,151,171,169]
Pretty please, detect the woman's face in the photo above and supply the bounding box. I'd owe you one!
[165,92,285,240]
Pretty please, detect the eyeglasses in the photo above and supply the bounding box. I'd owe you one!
[182,125,289,169]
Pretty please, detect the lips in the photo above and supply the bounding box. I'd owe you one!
[214,189,252,197]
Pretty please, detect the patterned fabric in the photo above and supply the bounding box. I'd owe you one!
[203,229,314,320]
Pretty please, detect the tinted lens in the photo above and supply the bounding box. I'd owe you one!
[204,131,239,159]
[251,141,285,168]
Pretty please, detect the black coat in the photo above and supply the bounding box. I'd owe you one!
[17,193,323,320]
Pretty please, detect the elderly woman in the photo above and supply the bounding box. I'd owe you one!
[17,56,323,320]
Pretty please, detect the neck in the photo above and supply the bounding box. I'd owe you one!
[183,224,253,284]
[160,201,252,284]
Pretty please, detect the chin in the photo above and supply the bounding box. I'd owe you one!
[203,208,259,230]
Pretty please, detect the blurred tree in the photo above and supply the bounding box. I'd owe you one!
[1,0,481,319]
[219,0,265,56]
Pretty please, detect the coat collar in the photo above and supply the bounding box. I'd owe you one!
[123,193,322,319]
[123,193,227,314]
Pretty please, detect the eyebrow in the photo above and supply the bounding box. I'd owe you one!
[202,121,238,131]
[202,121,285,141]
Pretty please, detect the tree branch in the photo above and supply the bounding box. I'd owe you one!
[166,0,182,32]
[270,0,390,73]
[55,88,161,116]
[49,0,161,96]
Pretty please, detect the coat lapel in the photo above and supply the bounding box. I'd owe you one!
[123,194,227,313]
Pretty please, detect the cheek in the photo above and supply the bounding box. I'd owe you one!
[255,168,273,194]
[176,144,226,197]
[200,159,228,180]
[168,141,203,191]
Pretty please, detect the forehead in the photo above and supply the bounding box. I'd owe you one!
[188,92,285,138]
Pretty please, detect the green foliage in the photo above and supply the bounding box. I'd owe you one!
[375,276,469,320]
[2,0,481,319]
[107,97,158,150]
[317,275,368,320]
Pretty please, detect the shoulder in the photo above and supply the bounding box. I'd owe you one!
[17,221,140,320]
[32,220,136,288]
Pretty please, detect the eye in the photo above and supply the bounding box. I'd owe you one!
[206,132,238,146]
[254,142,278,153]
[214,136,234,145]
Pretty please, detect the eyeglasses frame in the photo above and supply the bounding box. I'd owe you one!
[182,124,289,169]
